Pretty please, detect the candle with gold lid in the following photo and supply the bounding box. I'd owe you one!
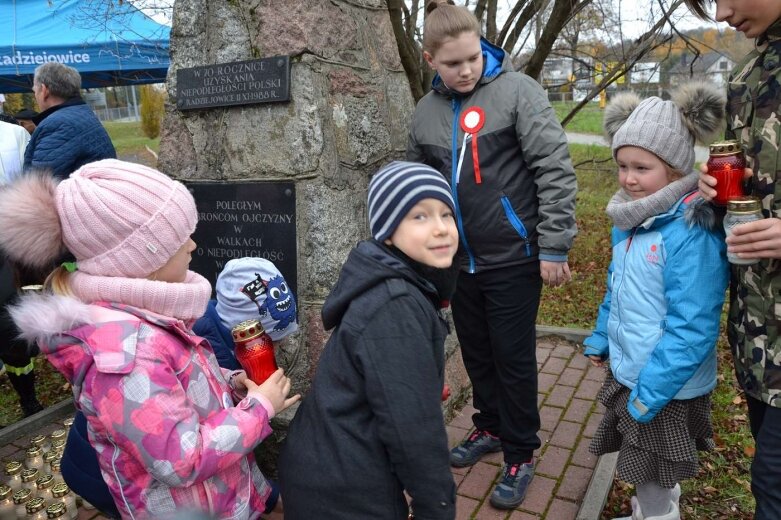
[24,446,44,471]
[4,461,23,491]
[708,140,746,205]
[0,485,13,519]
[50,484,76,520]
[49,439,66,454]
[30,435,50,453]
[35,475,55,502]
[13,488,33,518]
[49,430,66,445]
[20,468,39,493]
[45,502,67,518]
[25,496,46,519]
[43,451,59,464]
[48,460,61,477]
[232,319,278,384]
[43,452,60,476]
[62,418,73,430]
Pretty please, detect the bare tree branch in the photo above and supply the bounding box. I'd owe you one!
[559,0,684,127]
[497,0,529,48]
[525,0,592,80]
[388,0,426,100]
[502,0,550,53]
[486,0,498,42]
[473,0,489,22]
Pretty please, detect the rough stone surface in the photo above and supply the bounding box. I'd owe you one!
[159,0,460,474]
[252,0,361,63]
[303,305,330,384]
[298,178,368,300]
[443,345,470,420]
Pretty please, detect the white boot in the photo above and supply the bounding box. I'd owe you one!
[671,483,681,508]
[613,493,680,520]
[612,496,642,520]
[646,498,680,520]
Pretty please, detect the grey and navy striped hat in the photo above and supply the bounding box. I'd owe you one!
[368,161,455,241]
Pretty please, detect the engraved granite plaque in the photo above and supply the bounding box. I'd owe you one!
[186,182,297,296]
[177,56,290,110]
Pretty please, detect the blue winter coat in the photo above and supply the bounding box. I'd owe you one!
[24,98,116,179]
[192,300,242,371]
[583,193,728,423]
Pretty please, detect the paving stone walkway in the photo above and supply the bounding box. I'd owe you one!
[0,334,606,520]
[447,335,607,520]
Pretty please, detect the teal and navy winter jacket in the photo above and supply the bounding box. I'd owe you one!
[407,39,577,273]
[583,193,729,423]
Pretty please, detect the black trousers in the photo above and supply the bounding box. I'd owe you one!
[451,262,542,463]
[747,395,781,520]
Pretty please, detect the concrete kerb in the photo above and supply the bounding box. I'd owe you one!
[0,398,75,447]
[536,325,616,520]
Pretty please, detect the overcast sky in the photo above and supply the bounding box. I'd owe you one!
[617,0,717,38]
[133,0,723,44]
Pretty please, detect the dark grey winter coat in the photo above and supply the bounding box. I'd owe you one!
[408,38,577,273]
[279,240,455,520]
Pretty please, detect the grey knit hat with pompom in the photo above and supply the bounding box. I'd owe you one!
[604,82,726,173]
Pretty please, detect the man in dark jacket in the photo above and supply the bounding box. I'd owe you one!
[25,63,115,179]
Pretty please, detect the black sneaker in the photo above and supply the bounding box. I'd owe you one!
[449,429,501,467]
[489,461,535,509]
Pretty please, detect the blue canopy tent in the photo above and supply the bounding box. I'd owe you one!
[0,0,170,93]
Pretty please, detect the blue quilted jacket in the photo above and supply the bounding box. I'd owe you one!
[583,193,728,423]
[24,98,116,179]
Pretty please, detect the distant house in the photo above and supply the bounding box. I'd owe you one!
[541,57,573,87]
[668,52,734,87]
[630,62,661,84]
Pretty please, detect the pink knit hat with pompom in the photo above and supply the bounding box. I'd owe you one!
[57,160,197,277]
[0,159,196,279]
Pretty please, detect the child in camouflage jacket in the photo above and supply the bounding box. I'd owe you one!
[686,1,781,518]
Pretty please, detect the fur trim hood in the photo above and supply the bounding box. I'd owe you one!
[10,293,190,393]
[10,292,91,345]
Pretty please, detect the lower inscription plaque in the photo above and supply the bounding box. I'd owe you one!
[186,182,297,296]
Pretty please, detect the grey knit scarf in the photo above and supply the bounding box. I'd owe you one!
[605,174,698,230]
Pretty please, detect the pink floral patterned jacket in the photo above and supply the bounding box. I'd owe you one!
[13,295,273,519]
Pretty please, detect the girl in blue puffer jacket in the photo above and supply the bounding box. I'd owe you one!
[583,82,728,520]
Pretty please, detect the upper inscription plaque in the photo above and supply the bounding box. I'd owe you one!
[176,56,290,111]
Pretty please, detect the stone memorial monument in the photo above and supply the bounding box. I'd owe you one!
[158,0,469,472]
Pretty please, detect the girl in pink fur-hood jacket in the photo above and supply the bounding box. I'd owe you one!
[0,160,299,519]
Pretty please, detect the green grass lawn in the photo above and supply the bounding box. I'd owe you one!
[538,143,615,328]
[552,101,605,135]
[103,120,160,158]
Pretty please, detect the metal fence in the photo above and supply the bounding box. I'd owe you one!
[92,106,140,122]
[547,86,670,104]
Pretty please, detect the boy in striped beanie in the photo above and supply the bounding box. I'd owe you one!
[279,161,460,519]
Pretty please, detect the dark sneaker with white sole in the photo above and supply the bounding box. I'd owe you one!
[449,429,501,467]
[489,461,535,509]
